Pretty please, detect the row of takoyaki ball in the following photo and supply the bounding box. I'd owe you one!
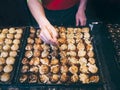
[0,27,23,82]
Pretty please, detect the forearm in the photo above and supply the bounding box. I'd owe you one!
[78,0,87,11]
[27,0,48,26]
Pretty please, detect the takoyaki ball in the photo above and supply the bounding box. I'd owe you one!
[67,51,77,57]
[75,33,83,39]
[0,73,10,82]
[77,42,85,50]
[16,28,23,34]
[25,51,33,58]
[33,44,42,50]
[0,39,4,45]
[41,50,49,58]
[29,74,38,83]
[19,74,28,83]
[88,58,95,65]
[30,27,36,34]
[86,44,93,51]
[58,38,66,44]
[89,75,99,83]
[6,57,15,65]
[68,57,78,65]
[35,38,42,44]
[41,43,50,51]
[50,74,59,83]
[25,44,33,50]
[59,33,66,39]
[13,39,20,44]
[7,33,14,39]
[50,58,59,65]
[51,65,60,74]
[27,37,34,44]
[71,74,79,83]
[1,51,8,58]
[60,58,68,65]
[3,44,11,51]
[40,58,49,65]
[0,65,3,72]
[59,27,66,33]
[39,65,49,74]
[87,51,94,58]
[79,73,89,84]
[87,63,98,74]
[14,33,22,39]
[29,33,35,38]
[4,38,12,45]
[3,65,13,73]
[76,28,82,33]
[11,44,19,51]
[0,57,5,65]
[80,65,89,73]
[60,73,68,83]
[50,44,59,51]
[39,74,49,83]
[9,51,17,57]
[69,65,78,74]
[68,43,76,51]
[22,58,29,65]
[82,27,89,33]
[76,38,83,44]
[60,65,68,73]
[67,34,74,39]
[29,57,40,66]
[67,28,74,34]
[2,28,9,34]
[78,57,87,66]
[78,50,86,57]
[0,33,6,39]
[9,28,16,34]
[36,29,40,37]
[59,51,67,59]
[84,33,90,39]
[29,66,39,73]
[33,50,40,57]
[67,38,75,44]
[21,65,29,73]
[84,39,91,44]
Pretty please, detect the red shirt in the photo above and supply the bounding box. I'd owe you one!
[42,0,80,10]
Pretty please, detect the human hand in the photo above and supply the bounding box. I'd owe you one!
[76,9,86,26]
[39,19,58,45]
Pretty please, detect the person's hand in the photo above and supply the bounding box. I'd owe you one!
[39,19,58,45]
[76,9,86,26]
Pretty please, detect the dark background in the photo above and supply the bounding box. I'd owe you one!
[0,0,120,26]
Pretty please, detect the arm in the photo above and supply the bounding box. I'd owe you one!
[76,0,87,26]
[27,0,58,45]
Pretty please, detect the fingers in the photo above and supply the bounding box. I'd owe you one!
[76,16,79,26]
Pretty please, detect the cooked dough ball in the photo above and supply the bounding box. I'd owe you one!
[84,39,91,44]
[67,34,74,39]
[41,43,50,50]
[29,74,38,83]
[50,74,59,83]
[9,51,17,57]
[16,28,23,34]
[78,50,86,57]
[68,44,76,51]
[0,33,6,39]
[0,57,5,65]
[41,50,49,58]
[35,38,42,44]
[22,58,29,65]
[25,44,33,50]
[39,65,49,74]
[71,74,79,83]
[68,57,78,65]
[5,38,12,44]
[9,28,16,34]
[69,65,78,74]
[60,65,68,73]
[67,51,77,57]
[0,65,3,72]
[6,57,15,65]
[79,73,89,84]
[58,38,66,44]
[11,44,19,50]
[3,44,11,51]
[87,51,94,57]
[59,51,67,58]
[25,51,33,58]
[19,74,28,83]
[59,44,67,51]
[27,37,34,44]
[50,44,59,51]
[60,73,68,83]
[77,42,85,50]
[14,33,22,39]
[80,65,89,73]
[33,50,40,57]
[7,34,14,39]
[21,65,29,73]
[86,44,93,51]
[30,27,36,33]
[29,66,39,73]
[82,27,89,33]
[88,58,95,64]
[75,33,83,39]
[13,39,20,44]
[67,38,75,44]
[29,57,40,66]
[59,33,66,38]
[50,58,59,65]
[0,39,4,45]
[67,28,74,34]
[78,57,87,66]
[87,63,98,74]
[60,58,68,65]
[84,33,90,39]
[2,28,9,34]
[51,65,59,74]
[89,75,99,83]
[1,51,8,58]
[40,58,49,65]
[0,73,10,82]
[39,75,49,83]
[59,27,66,33]
[3,65,13,73]
[33,44,42,50]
